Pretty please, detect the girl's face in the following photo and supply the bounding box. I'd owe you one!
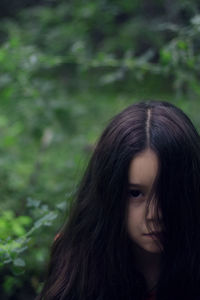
[127,149,163,253]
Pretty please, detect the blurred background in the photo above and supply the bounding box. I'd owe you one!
[0,0,200,298]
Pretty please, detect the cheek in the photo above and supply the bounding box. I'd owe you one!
[127,205,143,232]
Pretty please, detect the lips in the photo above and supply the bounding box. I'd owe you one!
[144,232,161,235]
[143,232,162,238]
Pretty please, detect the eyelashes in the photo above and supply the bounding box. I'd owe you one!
[129,189,143,199]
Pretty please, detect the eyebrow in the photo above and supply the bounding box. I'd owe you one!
[128,183,147,189]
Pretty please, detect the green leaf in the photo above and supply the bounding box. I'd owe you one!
[13,258,25,267]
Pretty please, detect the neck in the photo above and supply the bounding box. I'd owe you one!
[132,243,162,292]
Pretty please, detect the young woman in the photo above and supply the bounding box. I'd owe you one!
[37,101,200,300]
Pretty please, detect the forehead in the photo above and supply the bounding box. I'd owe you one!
[128,149,159,188]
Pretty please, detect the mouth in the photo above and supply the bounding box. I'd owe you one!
[143,232,162,239]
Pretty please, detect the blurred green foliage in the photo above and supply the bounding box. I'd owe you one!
[0,0,200,298]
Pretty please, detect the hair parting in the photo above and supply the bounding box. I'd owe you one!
[145,108,151,147]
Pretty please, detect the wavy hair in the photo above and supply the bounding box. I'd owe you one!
[37,101,200,300]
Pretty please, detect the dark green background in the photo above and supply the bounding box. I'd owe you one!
[0,0,200,298]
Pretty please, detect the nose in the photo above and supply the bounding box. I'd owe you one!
[146,198,162,220]
[145,199,162,233]
[146,200,155,220]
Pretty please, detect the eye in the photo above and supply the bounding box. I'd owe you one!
[129,189,142,198]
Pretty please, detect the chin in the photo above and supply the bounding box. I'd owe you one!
[142,243,163,254]
[131,238,163,254]
[144,246,162,253]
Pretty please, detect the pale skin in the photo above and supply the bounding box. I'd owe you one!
[127,149,162,292]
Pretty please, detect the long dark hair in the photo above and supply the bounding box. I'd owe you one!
[37,101,200,300]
